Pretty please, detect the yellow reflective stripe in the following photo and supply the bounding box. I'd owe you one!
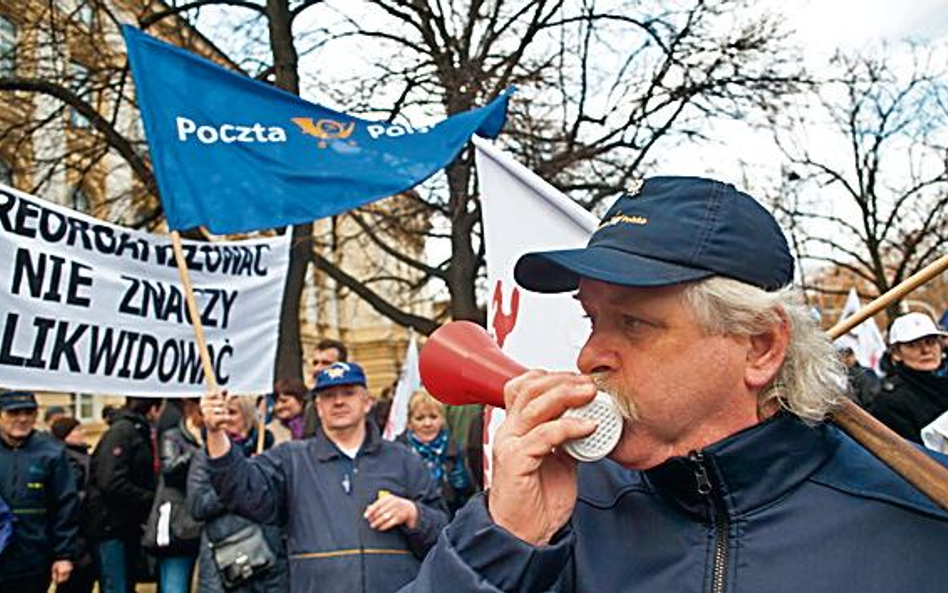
[291,548,412,560]
[13,508,46,515]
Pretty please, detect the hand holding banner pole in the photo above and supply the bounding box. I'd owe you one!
[828,253,948,512]
[170,231,218,392]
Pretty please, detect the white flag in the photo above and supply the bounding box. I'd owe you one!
[834,287,886,374]
[384,332,421,440]
[473,136,598,485]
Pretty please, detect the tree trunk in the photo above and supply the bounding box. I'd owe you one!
[267,0,310,384]
[266,0,300,95]
[276,222,313,381]
[445,156,484,325]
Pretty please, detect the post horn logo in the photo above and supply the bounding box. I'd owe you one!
[291,117,356,148]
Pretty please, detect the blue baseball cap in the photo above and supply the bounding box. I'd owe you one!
[0,391,38,412]
[515,176,794,293]
[314,362,367,393]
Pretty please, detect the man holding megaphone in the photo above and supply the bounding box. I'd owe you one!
[403,177,948,593]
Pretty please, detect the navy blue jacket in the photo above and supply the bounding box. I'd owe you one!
[403,414,948,593]
[0,430,79,581]
[209,422,449,593]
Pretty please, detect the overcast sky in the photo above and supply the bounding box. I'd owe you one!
[194,0,948,288]
[786,0,948,52]
[660,0,948,187]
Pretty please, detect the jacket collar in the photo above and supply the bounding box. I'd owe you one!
[0,428,36,450]
[311,420,383,462]
[66,442,89,455]
[113,408,150,430]
[642,414,838,519]
[578,414,839,520]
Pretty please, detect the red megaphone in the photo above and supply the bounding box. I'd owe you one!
[420,321,526,408]
[420,321,625,462]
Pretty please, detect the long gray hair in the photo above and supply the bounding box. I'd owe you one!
[683,277,846,423]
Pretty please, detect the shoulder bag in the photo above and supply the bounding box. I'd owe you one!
[210,523,276,589]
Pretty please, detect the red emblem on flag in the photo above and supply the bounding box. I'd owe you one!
[491,280,520,348]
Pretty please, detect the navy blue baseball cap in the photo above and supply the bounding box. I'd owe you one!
[0,391,38,412]
[515,176,794,293]
[314,362,367,393]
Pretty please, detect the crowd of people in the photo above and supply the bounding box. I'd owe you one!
[1,176,948,592]
[0,346,479,593]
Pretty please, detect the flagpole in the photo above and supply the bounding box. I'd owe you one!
[827,253,948,511]
[170,230,219,392]
[256,396,268,455]
[828,253,948,339]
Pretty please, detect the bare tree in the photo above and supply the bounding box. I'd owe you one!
[0,2,155,224]
[0,0,331,382]
[773,44,948,315]
[302,0,806,326]
[1,0,806,391]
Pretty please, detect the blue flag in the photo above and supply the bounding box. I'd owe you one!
[122,26,510,234]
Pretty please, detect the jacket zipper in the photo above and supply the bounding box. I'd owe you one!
[352,457,366,593]
[690,451,729,593]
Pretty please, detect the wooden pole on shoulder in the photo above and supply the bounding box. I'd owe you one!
[827,253,948,511]
[828,254,948,340]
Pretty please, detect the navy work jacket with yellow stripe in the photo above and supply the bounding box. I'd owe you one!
[209,421,448,593]
[0,430,79,581]
[403,414,948,593]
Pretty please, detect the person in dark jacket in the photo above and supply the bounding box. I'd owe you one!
[50,417,96,593]
[154,399,204,593]
[202,362,449,593]
[0,391,79,593]
[0,490,12,555]
[838,345,882,408]
[302,338,349,438]
[85,397,161,593]
[397,390,473,515]
[871,312,948,443]
[401,177,948,593]
[188,396,286,593]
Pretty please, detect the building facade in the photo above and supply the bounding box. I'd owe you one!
[0,0,430,437]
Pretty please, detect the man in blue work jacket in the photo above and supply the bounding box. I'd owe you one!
[0,391,79,593]
[401,176,948,593]
[203,362,448,593]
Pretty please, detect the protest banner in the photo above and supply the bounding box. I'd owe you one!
[0,183,290,396]
[473,136,598,485]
